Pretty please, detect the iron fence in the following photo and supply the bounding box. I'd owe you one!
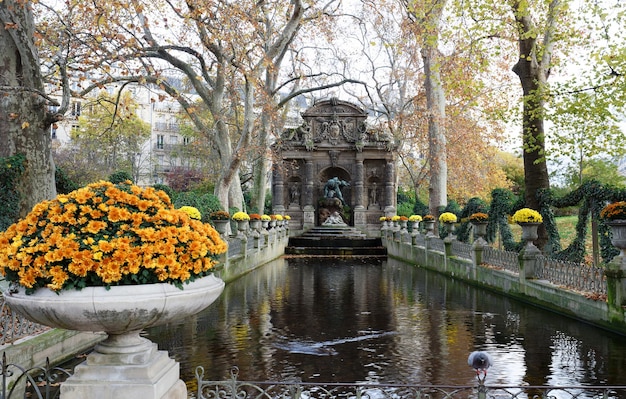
[482,247,520,274]
[0,290,49,346]
[452,241,472,260]
[0,352,71,399]
[195,366,626,399]
[535,256,607,296]
[430,238,445,253]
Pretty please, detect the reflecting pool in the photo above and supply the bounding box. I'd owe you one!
[146,257,626,387]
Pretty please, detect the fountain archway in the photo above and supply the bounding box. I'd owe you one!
[272,98,397,234]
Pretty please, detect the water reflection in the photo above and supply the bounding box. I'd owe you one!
[146,257,626,388]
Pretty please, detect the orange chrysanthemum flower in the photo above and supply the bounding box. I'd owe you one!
[0,180,227,293]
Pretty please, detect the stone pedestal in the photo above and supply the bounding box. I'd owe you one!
[62,340,186,399]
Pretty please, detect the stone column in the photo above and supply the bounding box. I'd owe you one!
[272,166,285,213]
[303,160,315,229]
[354,160,366,230]
[354,160,364,209]
[384,160,396,215]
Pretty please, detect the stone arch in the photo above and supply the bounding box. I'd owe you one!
[318,166,351,205]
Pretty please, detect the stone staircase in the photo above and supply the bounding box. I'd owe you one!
[285,226,387,257]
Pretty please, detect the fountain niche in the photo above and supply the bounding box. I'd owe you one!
[272,98,398,234]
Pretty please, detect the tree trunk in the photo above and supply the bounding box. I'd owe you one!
[0,0,56,218]
[421,4,448,219]
[511,0,558,249]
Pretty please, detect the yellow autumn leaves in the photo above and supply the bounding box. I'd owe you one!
[0,180,227,293]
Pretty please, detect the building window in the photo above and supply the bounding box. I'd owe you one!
[183,137,191,145]
[71,102,81,117]
[170,135,178,145]
[156,135,164,150]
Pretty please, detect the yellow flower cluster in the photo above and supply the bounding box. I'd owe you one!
[232,211,250,221]
[408,215,422,222]
[261,215,271,221]
[391,215,401,221]
[439,212,457,223]
[511,208,543,224]
[273,214,284,221]
[179,206,201,220]
[0,181,227,293]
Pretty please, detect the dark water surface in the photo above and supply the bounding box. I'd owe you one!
[145,257,626,387]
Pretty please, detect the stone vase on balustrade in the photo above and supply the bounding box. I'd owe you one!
[471,221,488,244]
[519,222,541,255]
[607,220,626,270]
[236,220,249,237]
[424,220,435,237]
[249,220,262,237]
[211,220,230,237]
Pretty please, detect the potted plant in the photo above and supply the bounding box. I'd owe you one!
[423,214,436,236]
[0,180,226,397]
[179,205,201,220]
[248,213,262,234]
[469,212,489,240]
[408,215,422,236]
[399,215,409,233]
[210,210,231,235]
[511,208,543,249]
[601,201,626,261]
[232,211,250,236]
[261,214,271,230]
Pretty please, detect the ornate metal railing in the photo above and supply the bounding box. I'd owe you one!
[0,290,49,346]
[482,247,520,274]
[430,238,445,253]
[196,366,626,399]
[413,234,426,247]
[452,241,472,260]
[535,256,607,296]
[0,352,71,399]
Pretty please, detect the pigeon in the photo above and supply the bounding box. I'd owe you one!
[468,351,492,381]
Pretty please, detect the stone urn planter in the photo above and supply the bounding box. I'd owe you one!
[249,219,262,237]
[212,219,230,236]
[399,220,409,234]
[4,275,225,399]
[236,220,249,237]
[519,222,541,254]
[607,220,626,269]
[410,221,420,236]
[424,220,436,237]
[472,221,488,242]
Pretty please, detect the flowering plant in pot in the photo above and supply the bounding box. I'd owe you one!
[0,181,228,398]
[408,215,422,222]
[0,180,227,293]
[248,213,262,221]
[209,210,230,220]
[423,214,435,221]
[231,211,250,221]
[179,205,201,220]
[469,212,489,223]
[600,201,626,221]
[511,208,543,224]
[439,212,458,223]
[261,214,271,221]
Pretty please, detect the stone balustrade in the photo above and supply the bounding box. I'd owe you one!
[381,223,626,334]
